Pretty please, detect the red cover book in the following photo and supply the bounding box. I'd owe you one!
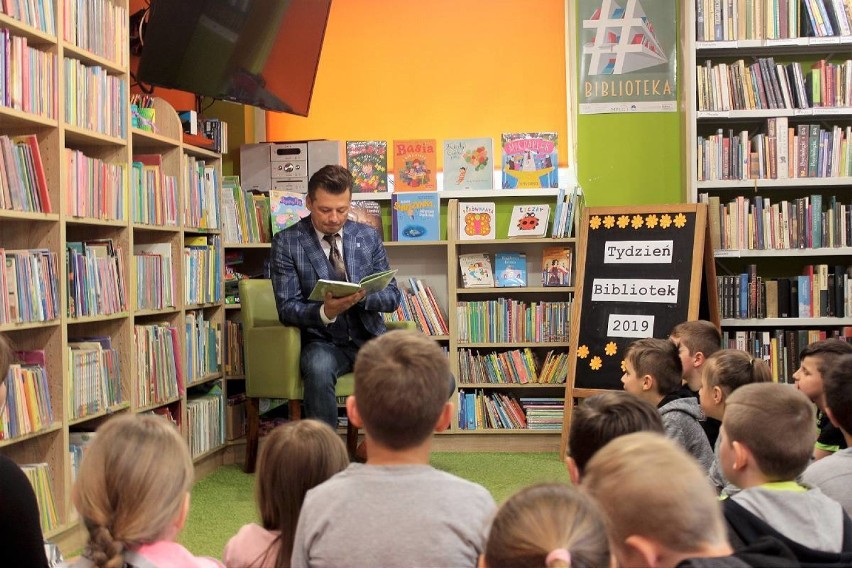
[393,139,437,192]
[13,135,51,213]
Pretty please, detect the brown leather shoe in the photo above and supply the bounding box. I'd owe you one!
[354,439,368,463]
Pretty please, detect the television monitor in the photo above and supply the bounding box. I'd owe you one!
[137,0,333,116]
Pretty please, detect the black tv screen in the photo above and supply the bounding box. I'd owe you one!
[137,0,333,116]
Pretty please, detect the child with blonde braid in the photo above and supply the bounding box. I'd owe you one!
[480,483,611,568]
[699,349,771,496]
[70,414,222,568]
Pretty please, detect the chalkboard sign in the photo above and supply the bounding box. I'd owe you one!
[559,204,714,454]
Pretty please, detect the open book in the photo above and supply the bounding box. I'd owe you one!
[308,269,398,301]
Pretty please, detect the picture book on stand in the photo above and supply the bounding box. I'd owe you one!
[393,139,437,191]
[443,138,493,190]
[507,204,550,238]
[346,141,388,193]
[391,192,440,241]
[458,201,496,240]
[495,252,527,287]
[541,246,572,287]
[269,190,309,235]
[458,253,494,288]
[348,200,384,240]
[501,132,558,189]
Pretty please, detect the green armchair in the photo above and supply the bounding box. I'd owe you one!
[239,279,413,473]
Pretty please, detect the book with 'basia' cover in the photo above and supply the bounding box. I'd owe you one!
[443,138,493,190]
[393,139,437,191]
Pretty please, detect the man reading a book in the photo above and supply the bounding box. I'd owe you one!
[270,165,402,431]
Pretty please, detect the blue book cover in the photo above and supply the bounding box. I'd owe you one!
[501,132,558,189]
[391,192,440,241]
[494,252,527,288]
[443,138,493,190]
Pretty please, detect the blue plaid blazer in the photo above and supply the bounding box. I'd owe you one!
[270,216,401,342]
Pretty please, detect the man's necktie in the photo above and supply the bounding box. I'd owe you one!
[323,233,347,281]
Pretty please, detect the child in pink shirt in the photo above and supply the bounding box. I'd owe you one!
[223,420,349,567]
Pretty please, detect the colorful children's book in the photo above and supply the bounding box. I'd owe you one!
[541,246,572,287]
[346,141,388,193]
[443,138,493,190]
[269,190,309,235]
[501,132,559,189]
[458,253,494,288]
[494,252,527,287]
[457,201,496,240]
[393,139,438,191]
[507,204,550,238]
[391,192,440,241]
[348,200,384,239]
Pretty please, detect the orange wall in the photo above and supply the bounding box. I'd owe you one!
[266,0,568,169]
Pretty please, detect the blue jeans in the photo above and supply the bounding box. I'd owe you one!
[301,341,359,428]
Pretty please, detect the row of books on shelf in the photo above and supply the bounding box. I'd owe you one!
[186,385,225,458]
[457,348,569,385]
[0,30,57,119]
[459,248,573,288]
[456,299,572,343]
[457,391,565,431]
[1,351,52,439]
[21,462,58,532]
[382,278,448,336]
[0,248,60,324]
[696,0,852,41]
[184,235,222,305]
[718,264,852,319]
[134,323,183,408]
[345,134,560,193]
[64,56,127,138]
[68,338,122,420]
[697,57,851,113]
[134,244,175,311]
[1,0,56,34]
[697,121,851,182]
[223,320,244,376]
[66,148,127,220]
[184,157,221,230]
[724,327,852,384]
[67,240,127,318]
[701,193,852,250]
[221,176,272,244]
[0,134,51,213]
[185,311,221,384]
[64,0,128,66]
[131,154,178,227]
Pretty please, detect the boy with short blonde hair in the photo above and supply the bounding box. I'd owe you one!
[721,383,852,563]
[622,338,714,472]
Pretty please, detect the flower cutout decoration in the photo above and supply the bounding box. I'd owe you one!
[660,214,672,229]
[605,342,618,356]
[590,356,602,371]
[617,215,630,229]
[631,215,644,230]
[590,216,602,230]
[621,360,627,373]
[577,345,590,359]
[645,214,658,228]
[603,215,615,229]
[674,213,687,228]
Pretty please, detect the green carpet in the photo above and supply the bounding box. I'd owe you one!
[180,452,568,558]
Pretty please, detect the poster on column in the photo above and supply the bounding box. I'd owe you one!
[577,0,677,114]
[568,205,708,391]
